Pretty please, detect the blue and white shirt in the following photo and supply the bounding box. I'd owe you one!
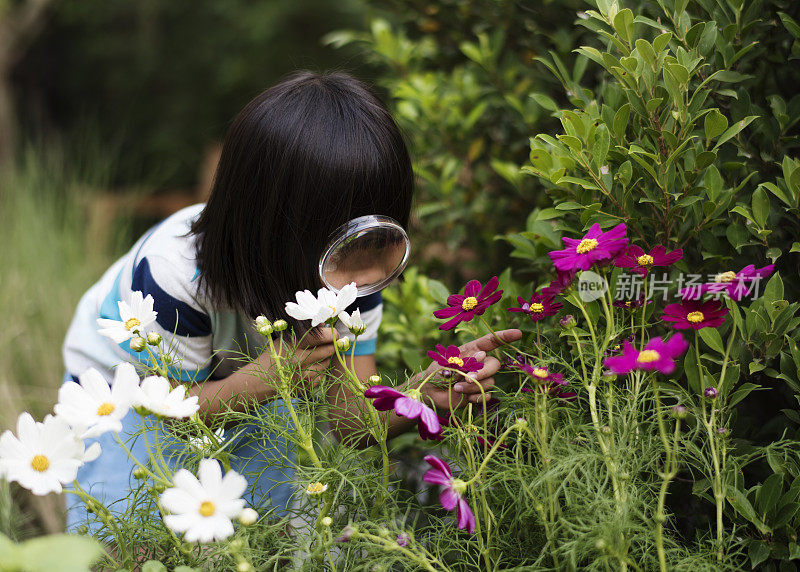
[63,203,383,385]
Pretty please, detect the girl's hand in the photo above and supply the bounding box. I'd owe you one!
[413,329,522,410]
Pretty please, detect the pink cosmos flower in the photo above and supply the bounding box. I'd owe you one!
[427,345,483,374]
[423,455,476,533]
[364,385,441,440]
[614,245,683,276]
[680,264,775,301]
[508,294,562,322]
[612,293,651,310]
[548,223,628,272]
[662,300,728,330]
[433,277,503,331]
[603,334,688,375]
[514,363,577,399]
[541,270,576,296]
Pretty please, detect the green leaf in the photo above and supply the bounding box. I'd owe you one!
[635,39,657,70]
[593,126,611,170]
[752,186,770,227]
[713,116,758,149]
[728,382,761,408]
[613,104,631,141]
[684,349,701,393]
[653,32,672,52]
[613,9,635,45]
[428,280,451,305]
[779,12,800,39]
[531,93,559,112]
[763,273,784,305]
[665,62,690,85]
[699,328,725,354]
[749,541,770,569]
[757,473,784,515]
[704,109,729,143]
[18,534,104,572]
[727,487,771,534]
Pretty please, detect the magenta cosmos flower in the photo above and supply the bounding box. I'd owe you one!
[614,245,683,276]
[423,455,476,533]
[433,277,503,331]
[680,264,775,301]
[663,300,728,330]
[541,270,576,296]
[515,364,577,399]
[548,223,628,272]
[603,334,688,375]
[427,345,483,374]
[364,385,441,440]
[508,294,562,322]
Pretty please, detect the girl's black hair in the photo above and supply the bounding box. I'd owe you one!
[191,70,414,333]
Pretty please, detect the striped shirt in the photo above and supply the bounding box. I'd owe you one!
[63,203,383,385]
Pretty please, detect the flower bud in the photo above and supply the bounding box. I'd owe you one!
[133,466,147,479]
[336,337,351,352]
[602,370,617,382]
[601,425,612,435]
[238,508,258,525]
[228,538,244,552]
[559,314,576,329]
[85,502,95,514]
[595,538,607,550]
[273,319,288,332]
[321,516,333,527]
[670,404,688,419]
[396,533,410,547]
[77,525,89,535]
[130,336,146,352]
[255,315,269,328]
[369,375,381,384]
[513,418,528,430]
[336,525,357,542]
[146,332,162,346]
[236,562,253,572]
[257,323,273,336]
[703,387,718,400]
[717,426,728,435]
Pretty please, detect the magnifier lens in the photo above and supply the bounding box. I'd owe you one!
[320,216,410,296]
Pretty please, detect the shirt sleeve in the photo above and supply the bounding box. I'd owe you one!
[340,291,383,356]
[115,255,214,381]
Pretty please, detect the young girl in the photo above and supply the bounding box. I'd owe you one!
[62,70,520,532]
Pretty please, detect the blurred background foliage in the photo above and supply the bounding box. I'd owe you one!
[2,0,800,566]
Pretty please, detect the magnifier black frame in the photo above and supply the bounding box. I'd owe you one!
[319,215,410,296]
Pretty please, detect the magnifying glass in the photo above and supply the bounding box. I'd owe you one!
[319,215,410,296]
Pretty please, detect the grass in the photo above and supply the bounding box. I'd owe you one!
[0,145,129,538]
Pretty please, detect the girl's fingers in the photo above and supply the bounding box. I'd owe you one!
[453,376,494,394]
[298,329,335,348]
[475,356,501,379]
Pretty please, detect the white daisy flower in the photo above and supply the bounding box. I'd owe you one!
[305,481,328,496]
[339,308,366,335]
[285,283,358,327]
[54,363,140,438]
[188,427,225,454]
[97,291,158,344]
[160,458,247,542]
[0,413,85,495]
[136,375,200,419]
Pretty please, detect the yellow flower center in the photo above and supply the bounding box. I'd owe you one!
[715,271,736,283]
[686,311,705,323]
[447,356,464,368]
[30,455,50,472]
[306,482,327,495]
[576,238,599,254]
[96,402,115,416]
[124,317,141,331]
[637,254,654,266]
[461,297,478,311]
[530,303,544,313]
[637,350,660,363]
[451,478,468,495]
[531,368,549,379]
[198,500,216,517]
